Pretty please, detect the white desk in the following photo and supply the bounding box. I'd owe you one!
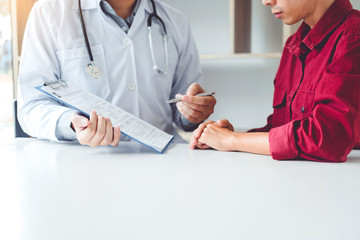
[1,138,360,240]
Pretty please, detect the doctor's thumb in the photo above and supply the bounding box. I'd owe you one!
[79,118,89,127]
[71,115,89,131]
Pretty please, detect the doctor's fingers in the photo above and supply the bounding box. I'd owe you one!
[102,119,121,147]
[88,115,108,147]
[99,118,114,146]
[177,102,203,123]
[110,126,121,147]
[86,111,98,135]
[186,83,205,96]
[178,102,214,122]
[182,95,217,107]
[77,111,98,145]
[181,97,216,118]
[71,114,89,132]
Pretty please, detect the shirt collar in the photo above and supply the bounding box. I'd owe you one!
[132,0,142,19]
[100,0,141,22]
[143,0,156,15]
[73,0,154,15]
[286,0,353,55]
[72,0,99,10]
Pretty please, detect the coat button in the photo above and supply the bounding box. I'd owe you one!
[128,82,136,91]
[123,38,132,45]
[301,106,305,113]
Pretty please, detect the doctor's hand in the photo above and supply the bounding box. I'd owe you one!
[176,83,216,123]
[71,111,121,148]
[190,119,234,150]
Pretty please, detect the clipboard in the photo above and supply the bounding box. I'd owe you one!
[35,80,174,154]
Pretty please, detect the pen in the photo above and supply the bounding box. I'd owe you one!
[166,92,215,104]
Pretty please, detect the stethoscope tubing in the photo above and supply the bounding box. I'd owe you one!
[78,0,169,78]
[148,0,167,34]
[78,0,94,62]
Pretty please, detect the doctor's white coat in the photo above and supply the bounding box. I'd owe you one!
[18,0,202,142]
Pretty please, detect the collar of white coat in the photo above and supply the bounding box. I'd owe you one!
[72,0,154,14]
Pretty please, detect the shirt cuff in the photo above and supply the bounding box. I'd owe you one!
[55,110,77,141]
[269,121,299,160]
[179,115,200,132]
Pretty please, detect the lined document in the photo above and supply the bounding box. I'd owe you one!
[36,81,174,153]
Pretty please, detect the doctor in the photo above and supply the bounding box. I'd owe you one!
[18,0,216,147]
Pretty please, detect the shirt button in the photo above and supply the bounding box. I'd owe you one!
[122,26,127,32]
[128,82,136,91]
[123,38,132,45]
[301,106,305,113]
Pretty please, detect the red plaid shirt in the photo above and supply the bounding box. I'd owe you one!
[251,0,360,162]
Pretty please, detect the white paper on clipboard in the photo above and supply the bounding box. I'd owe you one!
[35,81,174,154]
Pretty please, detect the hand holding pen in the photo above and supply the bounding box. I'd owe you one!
[173,83,217,124]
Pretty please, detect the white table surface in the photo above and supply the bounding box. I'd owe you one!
[1,138,360,240]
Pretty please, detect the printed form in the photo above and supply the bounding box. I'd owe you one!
[36,81,174,153]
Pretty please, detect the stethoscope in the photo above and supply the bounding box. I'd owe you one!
[78,0,169,79]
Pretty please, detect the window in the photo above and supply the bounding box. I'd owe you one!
[0,0,13,142]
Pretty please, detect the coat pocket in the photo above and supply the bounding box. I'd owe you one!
[291,90,315,120]
[56,44,110,99]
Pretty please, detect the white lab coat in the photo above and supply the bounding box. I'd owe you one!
[18,0,202,142]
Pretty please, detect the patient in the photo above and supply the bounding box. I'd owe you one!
[190,0,360,162]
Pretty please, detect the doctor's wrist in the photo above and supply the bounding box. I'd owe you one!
[179,115,201,132]
[55,110,78,141]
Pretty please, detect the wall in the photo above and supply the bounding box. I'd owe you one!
[201,58,279,130]
[351,0,360,10]
[250,1,283,53]
[161,0,283,54]
[161,0,232,55]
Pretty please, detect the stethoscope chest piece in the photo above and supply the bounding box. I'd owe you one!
[86,62,102,79]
